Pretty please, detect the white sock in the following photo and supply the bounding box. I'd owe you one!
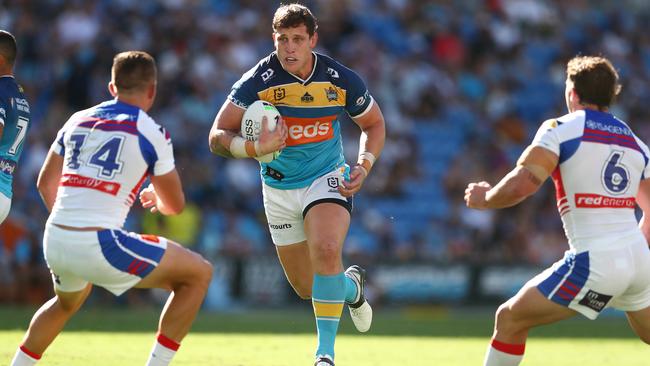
[483,339,524,366]
[145,333,180,366]
[11,346,40,366]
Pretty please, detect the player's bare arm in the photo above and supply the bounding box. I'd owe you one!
[36,150,64,212]
[139,168,185,215]
[636,178,650,245]
[208,100,288,159]
[338,102,386,197]
[465,146,558,209]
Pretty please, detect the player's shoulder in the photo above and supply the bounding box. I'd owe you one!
[315,52,364,84]
[136,110,172,145]
[237,52,283,86]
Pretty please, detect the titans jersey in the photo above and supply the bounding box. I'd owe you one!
[532,109,650,251]
[48,100,175,229]
[229,52,373,189]
[0,76,30,199]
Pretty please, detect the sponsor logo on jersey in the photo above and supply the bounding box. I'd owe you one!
[0,107,5,118]
[585,119,632,136]
[269,223,292,230]
[355,90,370,107]
[0,158,16,175]
[261,68,275,82]
[301,92,314,103]
[325,87,338,102]
[60,173,121,196]
[327,177,339,189]
[283,115,335,146]
[578,289,612,312]
[274,88,286,101]
[574,193,635,208]
[14,97,30,113]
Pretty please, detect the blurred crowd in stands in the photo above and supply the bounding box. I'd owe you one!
[2,0,650,305]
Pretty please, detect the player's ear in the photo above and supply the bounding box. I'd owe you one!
[310,31,318,48]
[108,81,117,97]
[148,81,156,100]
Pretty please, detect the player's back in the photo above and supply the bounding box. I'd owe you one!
[49,99,173,229]
[535,109,650,250]
[0,76,30,199]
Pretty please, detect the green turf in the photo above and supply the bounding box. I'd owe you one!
[1,306,648,365]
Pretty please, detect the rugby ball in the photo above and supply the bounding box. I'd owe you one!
[241,100,281,163]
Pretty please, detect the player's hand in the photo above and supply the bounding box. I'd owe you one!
[256,116,288,156]
[464,181,492,209]
[338,164,367,197]
[139,183,159,213]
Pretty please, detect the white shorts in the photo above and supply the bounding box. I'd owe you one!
[534,236,650,319]
[262,168,352,246]
[0,193,10,224]
[44,223,168,296]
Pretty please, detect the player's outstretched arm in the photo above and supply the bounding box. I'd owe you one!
[636,178,650,245]
[36,150,63,212]
[140,169,185,215]
[465,146,558,209]
[339,102,386,197]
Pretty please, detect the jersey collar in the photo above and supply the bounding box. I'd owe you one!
[283,52,318,86]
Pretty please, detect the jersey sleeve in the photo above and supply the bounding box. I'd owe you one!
[138,113,175,176]
[531,119,561,156]
[50,116,77,156]
[341,67,373,118]
[227,68,260,110]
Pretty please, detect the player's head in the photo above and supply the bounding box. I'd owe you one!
[272,3,318,79]
[565,55,621,113]
[0,30,17,74]
[109,51,157,111]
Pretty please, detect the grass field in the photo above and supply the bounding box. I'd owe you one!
[1,305,648,365]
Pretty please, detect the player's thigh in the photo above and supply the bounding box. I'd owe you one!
[500,278,578,329]
[276,241,312,297]
[304,202,350,257]
[626,306,650,343]
[54,284,92,312]
[136,241,212,290]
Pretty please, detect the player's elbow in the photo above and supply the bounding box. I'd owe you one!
[165,195,185,215]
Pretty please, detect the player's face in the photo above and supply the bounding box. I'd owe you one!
[274,25,317,80]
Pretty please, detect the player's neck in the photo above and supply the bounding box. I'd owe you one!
[115,95,150,112]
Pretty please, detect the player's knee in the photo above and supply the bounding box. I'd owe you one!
[194,256,213,290]
[311,240,341,266]
[495,303,515,329]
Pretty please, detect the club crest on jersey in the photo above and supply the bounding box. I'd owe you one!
[325,87,338,102]
[274,88,286,101]
[301,92,314,103]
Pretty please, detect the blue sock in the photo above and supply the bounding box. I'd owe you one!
[344,275,358,303]
[312,273,345,358]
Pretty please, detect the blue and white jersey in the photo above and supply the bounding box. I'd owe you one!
[0,75,30,199]
[229,52,373,189]
[532,109,650,251]
[48,99,175,229]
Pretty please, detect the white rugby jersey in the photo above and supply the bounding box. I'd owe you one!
[532,109,650,250]
[48,99,174,229]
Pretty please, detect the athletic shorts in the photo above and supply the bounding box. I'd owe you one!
[534,237,650,319]
[0,193,10,224]
[262,167,352,246]
[44,223,168,296]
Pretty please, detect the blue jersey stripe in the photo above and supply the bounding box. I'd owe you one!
[97,230,164,278]
[538,251,589,306]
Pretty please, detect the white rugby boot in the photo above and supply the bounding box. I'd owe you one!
[345,265,373,333]
[314,354,334,366]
